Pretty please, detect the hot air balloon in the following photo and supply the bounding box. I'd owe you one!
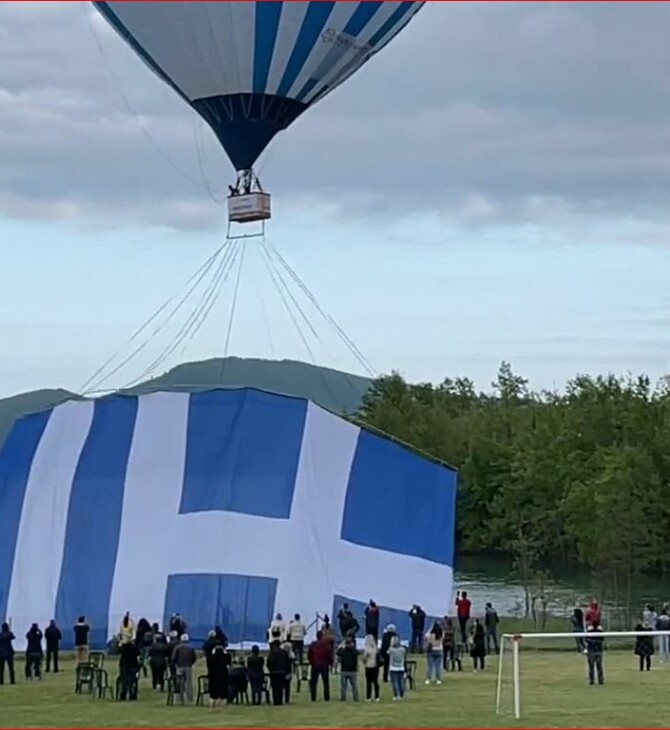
[94,1,424,229]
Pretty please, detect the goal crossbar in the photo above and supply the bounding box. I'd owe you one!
[496,630,670,720]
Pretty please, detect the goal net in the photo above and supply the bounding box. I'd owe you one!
[495,630,670,722]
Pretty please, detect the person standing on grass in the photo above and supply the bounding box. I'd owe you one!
[585,599,601,628]
[289,614,306,665]
[25,623,43,680]
[44,620,62,674]
[118,636,140,700]
[470,619,486,672]
[441,617,456,671]
[656,606,670,662]
[634,623,654,672]
[247,645,265,705]
[387,636,407,701]
[363,634,381,702]
[207,645,230,709]
[571,607,586,653]
[308,630,333,702]
[0,622,16,685]
[380,623,398,683]
[424,621,444,684]
[337,635,360,702]
[409,605,426,654]
[148,634,170,691]
[73,616,90,665]
[172,634,197,704]
[484,602,500,654]
[266,639,291,706]
[585,622,604,686]
[455,591,472,644]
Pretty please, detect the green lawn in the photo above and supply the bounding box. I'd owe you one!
[1,650,668,728]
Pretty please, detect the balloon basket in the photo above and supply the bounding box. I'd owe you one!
[227,191,271,224]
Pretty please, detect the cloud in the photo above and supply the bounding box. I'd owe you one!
[1,1,670,231]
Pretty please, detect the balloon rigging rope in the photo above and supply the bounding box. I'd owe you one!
[79,242,229,395]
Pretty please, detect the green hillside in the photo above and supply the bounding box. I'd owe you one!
[0,358,372,449]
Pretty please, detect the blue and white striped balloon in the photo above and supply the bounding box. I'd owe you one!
[95,1,424,171]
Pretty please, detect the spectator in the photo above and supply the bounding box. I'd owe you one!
[25,623,43,680]
[571,607,586,653]
[455,591,472,644]
[0,622,16,685]
[44,620,62,673]
[337,635,359,701]
[365,601,380,641]
[148,634,171,691]
[118,637,140,701]
[337,604,359,638]
[424,621,443,684]
[246,645,265,706]
[172,634,197,704]
[380,623,398,683]
[387,636,407,700]
[207,645,230,709]
[362,634,381,702]
[585,622,604,686]
[484,602,500,654]
[266,640,291,706]
[268,613,287,643]
[409,605,426,653]
[634,623,654,672]
[73,616,90,664]
[470,619,486,672]
[308,630,333,702]
[288,614,306,665]
[441,617,456,670]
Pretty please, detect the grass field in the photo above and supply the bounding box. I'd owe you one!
[1,647,668,728]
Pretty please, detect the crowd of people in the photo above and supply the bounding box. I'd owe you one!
[0,595,502,696]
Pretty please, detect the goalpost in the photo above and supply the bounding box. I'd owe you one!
[495,629,670,720]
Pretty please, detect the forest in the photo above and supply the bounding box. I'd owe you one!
[355,363,670,623]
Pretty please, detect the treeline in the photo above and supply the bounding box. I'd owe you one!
[355,363,670,620]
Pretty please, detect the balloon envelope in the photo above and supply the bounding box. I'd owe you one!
[95,1,424,171]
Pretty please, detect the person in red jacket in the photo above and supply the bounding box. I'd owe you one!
[455,591,472,644]
[585,600,601,628]
[308,631,333,702]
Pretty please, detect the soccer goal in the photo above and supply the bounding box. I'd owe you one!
[495,629,670,721]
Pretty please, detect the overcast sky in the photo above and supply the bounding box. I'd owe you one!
[1,1,669,399]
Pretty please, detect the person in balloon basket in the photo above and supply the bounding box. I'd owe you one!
[585,622,605,686]
[45,619,62,673]
[308,630,334,702]
[0,622,16,685]
[266,639,291,706]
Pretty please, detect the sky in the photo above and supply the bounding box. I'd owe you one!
[1,1,670,399]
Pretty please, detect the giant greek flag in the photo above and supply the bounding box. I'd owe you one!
[0,389,457,649]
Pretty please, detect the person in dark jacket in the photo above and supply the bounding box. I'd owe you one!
[364,600,380,642]
[25,623,43,680]
[73,616,90,664]
[202,630,222,661]
[380,624,398,682]
[409,605,426,653]
[308,630,333,701]
[118,638,140,700]
[571,607,586,653]
[213,625,228,649]
[337,637,360,701]
[337,604,360,638]
[470,619,486,671]
[246,645,265,705]
[266,640,291,706]
[585,623,604,685]
[44,620,62,673]
[0,622,16,685]
[207,645,231,708]
[634,623,654,671]
[148,634,171,691]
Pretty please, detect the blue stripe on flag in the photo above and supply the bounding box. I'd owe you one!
[276,1,335,98]
[180,390,306,520]
[368,2,416,47]
[0,411,51,621]
[343,1,385,36]
[253,1,284,95]
[54,396,138,649]
[341,430,457,567]
[164,574,277,645]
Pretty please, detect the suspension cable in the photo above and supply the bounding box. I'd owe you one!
[218,241,247,383]
[79,242,228,394]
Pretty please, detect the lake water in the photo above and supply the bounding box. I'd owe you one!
[455,556,668,626]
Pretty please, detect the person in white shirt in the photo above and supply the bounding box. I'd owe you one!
[288,614,307,665]
[268,614,287,643]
